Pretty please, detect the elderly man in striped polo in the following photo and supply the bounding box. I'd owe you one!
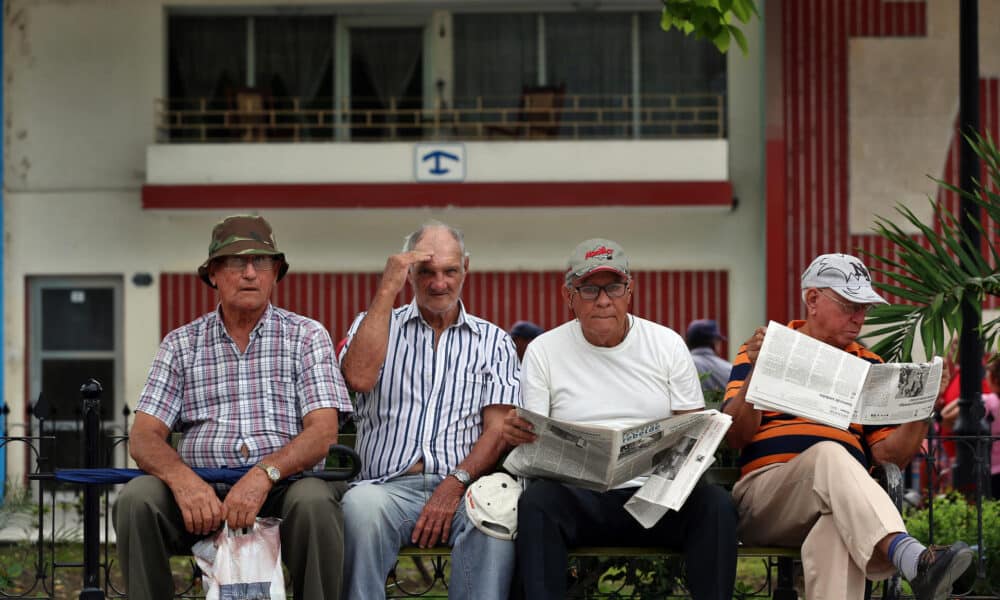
[339,221,521,600]
[724,253,973,600]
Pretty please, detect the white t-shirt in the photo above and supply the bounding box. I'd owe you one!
[521,315,705,486]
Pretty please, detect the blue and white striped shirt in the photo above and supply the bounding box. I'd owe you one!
[342,300,521,484]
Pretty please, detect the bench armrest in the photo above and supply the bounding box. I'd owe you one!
[307,443,361,482]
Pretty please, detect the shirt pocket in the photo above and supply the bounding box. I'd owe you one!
[265,377,300,439]
[461,369,493,408]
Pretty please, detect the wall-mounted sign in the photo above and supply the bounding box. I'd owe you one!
[414,143,466,182]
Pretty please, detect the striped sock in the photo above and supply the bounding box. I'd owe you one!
[887,534,926,580]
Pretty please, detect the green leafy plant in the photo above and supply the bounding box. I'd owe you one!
[861,132,1000,362]
[903,493,1000,593]
[0,484,38,588]
[660,0,760,54]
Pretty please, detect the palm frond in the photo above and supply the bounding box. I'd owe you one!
[864,132,1000,362]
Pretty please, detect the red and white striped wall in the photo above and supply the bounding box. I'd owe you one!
[770,0,1000,318]
[161,270,730,353]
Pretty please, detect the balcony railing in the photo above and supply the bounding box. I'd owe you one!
[153,93,725,143]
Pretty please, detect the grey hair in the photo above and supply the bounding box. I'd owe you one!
[402,220,468,257]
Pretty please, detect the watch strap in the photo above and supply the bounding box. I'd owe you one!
[449,468,471,487]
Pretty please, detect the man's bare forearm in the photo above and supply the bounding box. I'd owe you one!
[341,288,397,392]
[871,420,929,467]
[722,369,762,449]
[256,408,340,478]
[130,413,200,488]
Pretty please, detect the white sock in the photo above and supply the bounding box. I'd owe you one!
[888,534,926,580]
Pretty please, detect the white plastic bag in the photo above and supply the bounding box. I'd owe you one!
[192,517,285,600]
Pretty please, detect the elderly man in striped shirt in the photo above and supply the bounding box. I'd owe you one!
[339,221,521,600]
[724,253,973,600]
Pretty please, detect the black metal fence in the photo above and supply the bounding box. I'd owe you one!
[1,383,998,599]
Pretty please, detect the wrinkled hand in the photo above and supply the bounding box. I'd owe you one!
[412,477,464,548]
[222,469,271,531]
[744,326,767,365]
[380,250,434,296]
[169,472,224,536]
[502,408,536,447]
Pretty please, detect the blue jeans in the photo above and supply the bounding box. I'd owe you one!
[343,474,514,600]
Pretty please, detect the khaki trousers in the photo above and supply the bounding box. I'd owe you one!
[113,475,347,600]
[732,442,906,600]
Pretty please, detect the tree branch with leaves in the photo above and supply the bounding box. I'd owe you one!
[660,0,760,54]
[861,132,1000,362]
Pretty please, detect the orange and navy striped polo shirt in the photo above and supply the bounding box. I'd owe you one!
[723,320,895,477]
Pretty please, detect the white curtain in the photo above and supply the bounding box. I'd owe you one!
[168,16,246,105]
[255,16,335,104]
[351,28,423,107]
[453,14,538,109]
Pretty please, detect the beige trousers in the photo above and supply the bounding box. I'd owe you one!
[732,442,906,600]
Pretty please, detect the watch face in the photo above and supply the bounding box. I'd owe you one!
[451,469,471,486]
[259,463,280,483]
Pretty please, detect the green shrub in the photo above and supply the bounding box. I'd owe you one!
[903,493,999,593]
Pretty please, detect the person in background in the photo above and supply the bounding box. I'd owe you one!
[510,320,545,361]
[685,319,732,398]
[339,221,521,600]
[724,252,973,600]
[941,355,1000,498]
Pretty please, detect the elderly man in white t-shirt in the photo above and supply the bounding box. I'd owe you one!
[501,238,738,600]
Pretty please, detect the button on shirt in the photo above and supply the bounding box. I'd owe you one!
[342,300,521,484]
[137,304,352,469]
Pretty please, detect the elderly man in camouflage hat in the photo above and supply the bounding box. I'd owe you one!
[114,215,353,600]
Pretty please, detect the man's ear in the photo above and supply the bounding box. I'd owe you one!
[463,255,470,273]
[561,285,573,310]
[803,288,819,312]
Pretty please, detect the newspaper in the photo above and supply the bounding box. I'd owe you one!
[503,408,732,527]
[746,321,943,429]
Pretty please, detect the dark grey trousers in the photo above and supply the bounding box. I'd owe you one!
[513,480,738,600]
[113,474,346,600]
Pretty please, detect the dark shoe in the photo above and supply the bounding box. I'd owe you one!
[909,541,974,600]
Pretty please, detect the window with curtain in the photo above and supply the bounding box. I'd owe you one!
[453,14,538,110]
[168,16,247,109]
[639,12,727,137]
[254,16,335,105]
[545,12,632,137]
[168,14,336,140]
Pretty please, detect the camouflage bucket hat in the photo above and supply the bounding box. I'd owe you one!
[198,215,289,287]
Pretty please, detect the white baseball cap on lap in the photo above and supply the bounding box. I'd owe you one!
[800,253,888,305]
[464,473,522,541]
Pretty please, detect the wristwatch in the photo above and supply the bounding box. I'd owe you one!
[448,468,472,487]
[256,462,281,484]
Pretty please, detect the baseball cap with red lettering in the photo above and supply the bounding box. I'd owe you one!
[565,238,630,284]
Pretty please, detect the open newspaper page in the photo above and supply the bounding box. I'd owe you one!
[852,357,943,425]
[746,321,871,429]
[503,409,715,492]
[624,411,733,528]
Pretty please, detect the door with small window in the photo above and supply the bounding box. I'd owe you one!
[28,277,123,468]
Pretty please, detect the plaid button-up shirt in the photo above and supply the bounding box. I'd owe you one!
[137,304,351,469]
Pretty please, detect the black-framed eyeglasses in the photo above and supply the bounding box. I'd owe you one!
[820,289,874,316]
[217,255,277,272]
[573,282,628,301]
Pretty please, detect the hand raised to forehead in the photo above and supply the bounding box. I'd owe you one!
[379,250,434,295]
